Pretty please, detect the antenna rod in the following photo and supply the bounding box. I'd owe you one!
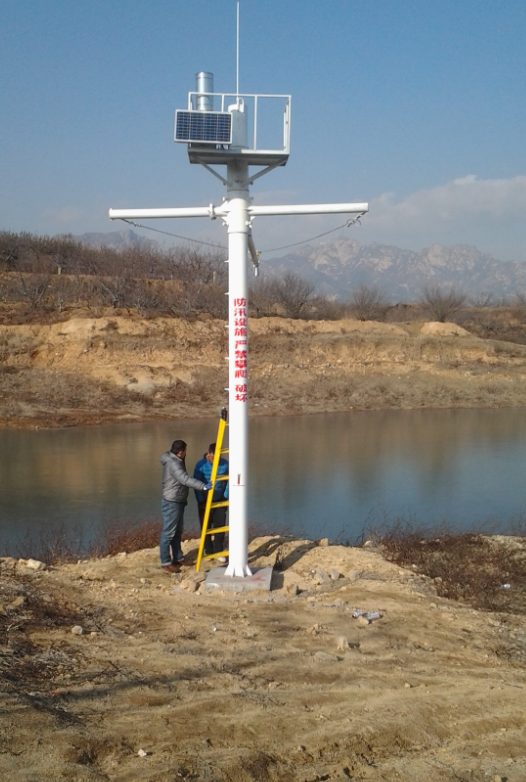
[236,2,240,98]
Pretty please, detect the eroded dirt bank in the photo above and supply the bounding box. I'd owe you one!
[2,314,526,428]
[1,537,525,781]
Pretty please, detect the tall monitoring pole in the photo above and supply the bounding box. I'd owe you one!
[109,73,368,578]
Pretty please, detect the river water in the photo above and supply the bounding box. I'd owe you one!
[1,408,526,554]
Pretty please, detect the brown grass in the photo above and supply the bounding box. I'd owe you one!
[374,521,526,614]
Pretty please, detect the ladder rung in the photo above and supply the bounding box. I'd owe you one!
[203,550,229,561]
[220,448,229,454]
[210,501,229,509]
[205,525,229,534]
[214,475,229,482]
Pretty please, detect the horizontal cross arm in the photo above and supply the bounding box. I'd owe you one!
[249,202,368,216]
[109,201,368,221]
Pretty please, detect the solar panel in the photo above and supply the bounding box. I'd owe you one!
[175,111,232,144]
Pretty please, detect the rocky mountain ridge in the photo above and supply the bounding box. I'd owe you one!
[263,238,526,302]
[72,230,526,303]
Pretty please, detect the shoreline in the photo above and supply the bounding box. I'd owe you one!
[3,399,526,431]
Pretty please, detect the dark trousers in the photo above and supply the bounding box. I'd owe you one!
[160,499,185,566]
[198,501,227,556]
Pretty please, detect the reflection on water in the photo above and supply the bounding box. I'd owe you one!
[1,409,526,551]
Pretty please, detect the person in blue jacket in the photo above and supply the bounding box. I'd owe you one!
[194,443,229,563]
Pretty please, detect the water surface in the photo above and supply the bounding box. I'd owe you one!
[1,408,526,553]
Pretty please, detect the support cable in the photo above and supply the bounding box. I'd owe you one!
[116,212,364,257]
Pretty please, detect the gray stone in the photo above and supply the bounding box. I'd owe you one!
[335,636,349,651]
[315,651,341,662]
[26,558,45,571]
[71,625,84,636]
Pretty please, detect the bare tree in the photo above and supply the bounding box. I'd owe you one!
[249,278,280,317]
[421,285,466,323]
[350,284,389,321]
[272,273,316,319]
[468,292,494,308]
[15,273,51,309]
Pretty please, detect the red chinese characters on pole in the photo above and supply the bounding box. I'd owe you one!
[235,383,247,402]
[233,300,248,400]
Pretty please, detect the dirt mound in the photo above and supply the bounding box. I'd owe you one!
[2,314,526,428]
[1,536,525,781]
[420,320,471,337]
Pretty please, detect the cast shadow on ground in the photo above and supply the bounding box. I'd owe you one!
[248,537,319,573]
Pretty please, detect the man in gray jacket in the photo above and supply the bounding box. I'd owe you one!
[160,439,212,573]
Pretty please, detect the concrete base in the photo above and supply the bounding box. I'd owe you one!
[205,566,273,593]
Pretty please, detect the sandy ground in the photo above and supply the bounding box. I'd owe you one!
[1,537,525,781]
[2,314,526,428]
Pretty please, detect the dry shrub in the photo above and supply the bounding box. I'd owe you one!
[103,520,161,556]
[376,521,526,614]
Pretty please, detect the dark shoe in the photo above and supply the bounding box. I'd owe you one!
[162,564,180,574]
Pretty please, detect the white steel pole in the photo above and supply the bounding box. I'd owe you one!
[224,159,252,577]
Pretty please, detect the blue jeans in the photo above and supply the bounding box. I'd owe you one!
[160,499,186,566]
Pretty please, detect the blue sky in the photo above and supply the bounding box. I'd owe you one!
[1,0,525,260]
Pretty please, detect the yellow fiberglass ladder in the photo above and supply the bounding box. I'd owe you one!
[196,409,229,572]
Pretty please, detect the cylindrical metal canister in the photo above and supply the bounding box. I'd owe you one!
[196,71,214,111]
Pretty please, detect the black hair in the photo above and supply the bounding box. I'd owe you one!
[171,439,187,455]
[208,443,216,454]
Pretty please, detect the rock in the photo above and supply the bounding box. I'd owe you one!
[315,651,341,662]
[116,552,127,560]
[347,571,361,582]
[180,578,199,593]
[26,558,45,571]
[137,748,148,757]
[329,569,341,581]
[335,636,349,651]
[318,538,330,547]
[404,682,412,688]
[71,625,84,636]
[494,776,504,782]
[139,578,150,585]
[8,596,26,610]
[286,584,300,596]
[357,615,370,627]
[308,624,321,636]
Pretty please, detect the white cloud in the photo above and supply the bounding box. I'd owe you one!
[351,175,526,260]
[41,206,85,226]
[369,175,526,226]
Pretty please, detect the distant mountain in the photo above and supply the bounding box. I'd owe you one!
[70,229,159,252]
[263,239,526,302]
[67,230,526,302]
